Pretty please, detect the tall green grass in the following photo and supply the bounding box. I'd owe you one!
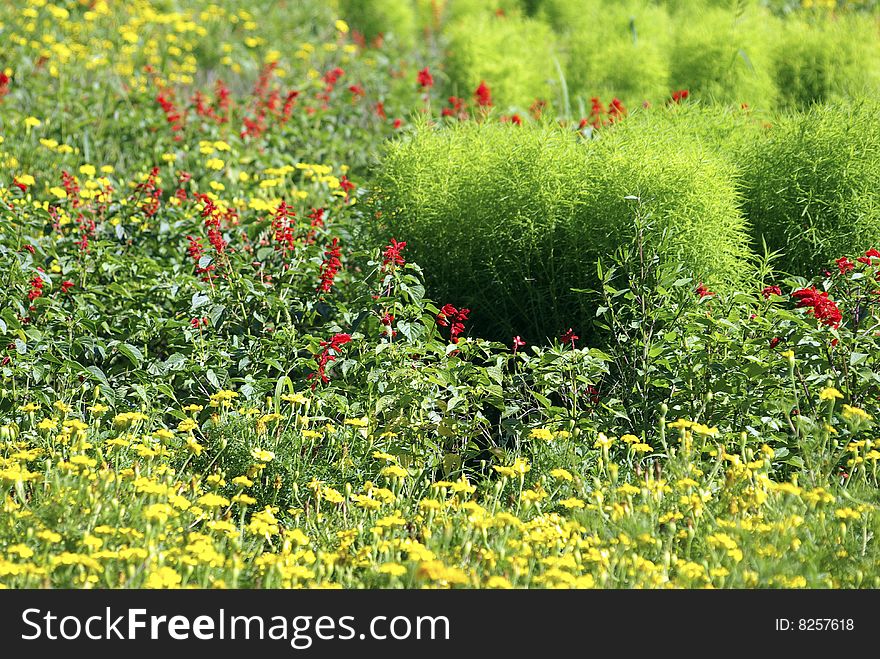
[371,117,753,342]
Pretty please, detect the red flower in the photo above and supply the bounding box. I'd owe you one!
[339,175,355,194]
[761,285,782,299]
[375,101,386,119]
[474,81,492,107]
[308,333,352,388]
[348,83,366,98]
[392,118,403,129]
[156,93,184,139]
[27,275,44,301]
[791,287,842,328]
[529,99,546,120]
[381,313,394,326]
[670,89,689,103]
[382,238,406,269]
[695,283,714,298]
[856,248,880,265]
[271,200,296,254]
[560,328,579,348]
[60,280,75,294]
[322,67,344,87]
[318,237,342,292]
[836,257,855,274]
[437,304,470,343]
[417,67,434,89]
[769,337,781,349]
[186,236,204,263]
[512,335,526,354]
[607,98,627,122]
[442,96,466,119]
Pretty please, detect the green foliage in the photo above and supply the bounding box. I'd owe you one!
[740,99,880,274]
[371,117,752,343]
[667,5,779,108]
[443,12,556,109]
[541,0,672,107]
[772,13,880,109]
[338,0,418,47]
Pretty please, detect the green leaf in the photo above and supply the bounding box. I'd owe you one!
[165,353,187,370]
[116,342,144,367]
[206,369,221,390]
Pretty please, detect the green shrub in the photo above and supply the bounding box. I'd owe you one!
[338,0,418,47]
[740,99,880,275]
[541,0,672,108]
[370,118,753,342]
[443,13,556,109]
[442,0,526,22]
[772,14,880,109]
[667,6,779,108]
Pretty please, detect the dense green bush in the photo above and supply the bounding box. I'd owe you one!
[370,118,753,343]
[338,0,418,47]
[443,12,556,109]
[667,6,779,108]
[740,100,880,275]
[540,0,672,108]
[772,14,880,109]
[441,0,526,22]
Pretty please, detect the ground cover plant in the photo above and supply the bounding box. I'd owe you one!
[1,0,880,590]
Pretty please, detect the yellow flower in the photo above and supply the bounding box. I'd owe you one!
[37,418,57,431]
[549,468,573,481]
[593,433,614,449]
[232,476,254,488]
[145,566,182,589]
[378,562,406,577]
[15,174,36,187]
[529,428,554,441]
[335,19,350,33]
[380,465,408,479]
[186,437,204,455]
[511,457,530,475]
[344,416,369,427]
[79,164,96,177]
[198,493,230,508]
[24,116,42,130]
[485,575,512,589]
[205,158,225,170]
[819,387,843,401]
[177,418,197,432]
[690,423,719,438]
[559,497,585,509]
[250,448,275,463]
[842,404,871,422]
[493,465,515,478]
